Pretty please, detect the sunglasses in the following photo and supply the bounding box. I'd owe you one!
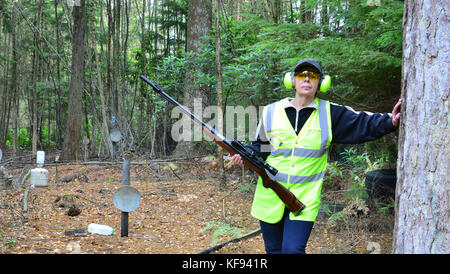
[294,70,321,81]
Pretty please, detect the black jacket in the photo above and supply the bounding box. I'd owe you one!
[248,101,397,160]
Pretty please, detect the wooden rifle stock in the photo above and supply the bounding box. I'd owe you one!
[140,75,306,214]
[202,129,305,214]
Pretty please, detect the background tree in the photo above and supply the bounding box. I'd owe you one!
[214,0,225,189]
[10,2,18,156]
[392,0,449,254]
[173,0,212,156]
[62,0,86,160]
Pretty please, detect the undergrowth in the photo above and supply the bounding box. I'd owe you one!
[323,145,395,235]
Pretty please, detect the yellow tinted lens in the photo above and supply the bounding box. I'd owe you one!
[308,71,320,80]
[294,72,307,80]
[295,71,320,81]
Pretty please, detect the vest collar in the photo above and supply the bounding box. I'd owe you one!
[282,97,318,111]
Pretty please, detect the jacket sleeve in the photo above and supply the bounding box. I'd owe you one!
[330,103,398,144]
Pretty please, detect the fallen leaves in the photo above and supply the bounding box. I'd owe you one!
[0,159,394,254]
[0,161,261,254]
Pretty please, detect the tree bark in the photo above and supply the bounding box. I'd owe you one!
[93,35,113,158]
[11,3,18,156]
[2,31,11,150]
[31,0,44,156]
[215,0,226,190]
[321,0,329,26]
[266,0,281,24]
[54,0,63,149]
[173,0,212,156]
[138,0,147,146]
[393,0,449,254]
[106,0,113,118]
[112,0,121,118]
[62,0,86,160]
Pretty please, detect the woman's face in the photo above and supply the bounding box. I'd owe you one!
[294,70,320,98]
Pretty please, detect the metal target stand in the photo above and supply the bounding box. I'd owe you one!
[113,158,141,237]
[110,121,140,237]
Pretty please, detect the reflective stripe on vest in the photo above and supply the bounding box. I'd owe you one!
[268,170,327,185]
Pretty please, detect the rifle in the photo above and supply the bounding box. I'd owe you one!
[140,75,306,214]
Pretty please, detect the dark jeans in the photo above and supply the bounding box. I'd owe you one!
[259,208,314,254]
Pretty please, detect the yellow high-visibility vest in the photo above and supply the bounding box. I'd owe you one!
[251,98,332,223]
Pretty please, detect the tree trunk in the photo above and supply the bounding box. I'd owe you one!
[11,3,18,156]
[300,0,306,23]
[2,33,11,149]
[112,0,121,118]
[288,0,294,23]
[148,0,157,152]
[106,0,113,119]
[32,0,43,156]
[165,0,170,56]
[321,0,329,26]
[62,0,86,161]
[173,0,212,156]
[266,0,281,24]
[393,0,449,254]
[138,0,147,146]
[215,0,226,190]
[54,0,63,149]
[121,0,131,151]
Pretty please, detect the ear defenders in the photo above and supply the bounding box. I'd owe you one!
[283,72,331,93]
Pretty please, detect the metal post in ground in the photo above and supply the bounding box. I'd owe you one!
[121,159,130,237]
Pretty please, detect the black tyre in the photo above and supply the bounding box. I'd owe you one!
[365,168,396,204]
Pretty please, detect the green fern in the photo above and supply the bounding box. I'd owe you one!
[202,221,243,245]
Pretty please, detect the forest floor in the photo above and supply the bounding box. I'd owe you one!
[0,151,395,254]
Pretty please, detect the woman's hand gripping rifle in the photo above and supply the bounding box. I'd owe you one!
[140,75,306,215]
[227,140,306,214]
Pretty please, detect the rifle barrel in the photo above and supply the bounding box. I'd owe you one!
[140,75,221,139]
[140,76,305,214]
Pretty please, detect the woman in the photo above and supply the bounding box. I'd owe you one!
[232,58,402,254]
